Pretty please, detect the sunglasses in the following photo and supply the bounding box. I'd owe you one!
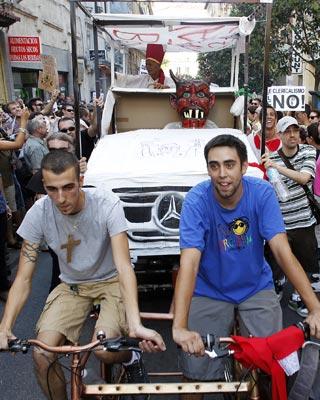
[310,116,318,120]
[60,126,76,133]
[65,109,74,112]
[36,103,43,107]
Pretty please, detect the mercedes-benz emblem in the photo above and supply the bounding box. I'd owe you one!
[155,192,184,231]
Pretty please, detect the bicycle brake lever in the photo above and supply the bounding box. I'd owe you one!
[8,339,30,354]
[205,347,235,359]
[102,337,141,353]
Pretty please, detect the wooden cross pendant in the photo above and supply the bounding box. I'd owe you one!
[60,234,81,263]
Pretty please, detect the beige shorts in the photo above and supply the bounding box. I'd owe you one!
[36,277,128,343]
[4,185,17,212]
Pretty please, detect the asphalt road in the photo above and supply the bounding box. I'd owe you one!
[0,248,319,400]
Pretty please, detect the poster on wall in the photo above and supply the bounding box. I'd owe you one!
[8,36,41,62]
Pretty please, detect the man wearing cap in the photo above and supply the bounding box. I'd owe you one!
[262,116,318,317]
[100,44,175,89]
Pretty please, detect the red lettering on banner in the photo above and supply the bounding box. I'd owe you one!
[8,36,41,62]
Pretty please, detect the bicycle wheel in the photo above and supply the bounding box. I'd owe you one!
[100,362,147,400]
[222,357,238,400]
[222,357,255,400]
[99,362,128,400]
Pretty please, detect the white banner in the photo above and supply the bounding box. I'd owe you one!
[267,86,305,111]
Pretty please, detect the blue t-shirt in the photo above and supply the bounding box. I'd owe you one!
[180,176,286,304]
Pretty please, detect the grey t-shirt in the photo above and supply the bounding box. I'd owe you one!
[17,187,127,284]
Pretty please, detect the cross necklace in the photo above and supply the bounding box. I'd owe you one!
[61,234,81,263]
[60,205,84,263]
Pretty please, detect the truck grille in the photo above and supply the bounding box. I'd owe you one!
[113,186,192,243]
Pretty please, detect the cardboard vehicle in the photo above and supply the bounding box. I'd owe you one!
[95,13,256,134]
[85,13,259,291]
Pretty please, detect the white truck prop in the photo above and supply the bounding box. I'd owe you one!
[85,129,262,291]
[85,12,259,291]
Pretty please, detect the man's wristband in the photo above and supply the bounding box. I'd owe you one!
[17,128,27,134]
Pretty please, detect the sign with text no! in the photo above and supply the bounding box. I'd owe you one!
[267,86,305,111]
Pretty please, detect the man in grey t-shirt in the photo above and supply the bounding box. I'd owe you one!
[0,150,165,400]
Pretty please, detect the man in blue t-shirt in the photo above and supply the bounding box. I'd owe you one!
[172,134,320,393]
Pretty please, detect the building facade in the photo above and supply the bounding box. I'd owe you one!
[2,0,151,104]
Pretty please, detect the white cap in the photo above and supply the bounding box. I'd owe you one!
[276,116,299,133]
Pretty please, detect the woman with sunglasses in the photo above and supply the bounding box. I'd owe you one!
[309,110,319,124]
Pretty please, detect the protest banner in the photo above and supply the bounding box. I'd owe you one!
[38,55,59,93]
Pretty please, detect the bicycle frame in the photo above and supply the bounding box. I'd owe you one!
[12,326,253,400]
[13,310,306,399]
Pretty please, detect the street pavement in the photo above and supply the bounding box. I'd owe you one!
[0,248,319,400]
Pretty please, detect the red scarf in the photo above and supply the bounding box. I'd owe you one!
[253,133,281,153]
[229,325,305,400]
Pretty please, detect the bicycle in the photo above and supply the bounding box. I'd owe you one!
[5,321,313,400]
[7,330,251,400]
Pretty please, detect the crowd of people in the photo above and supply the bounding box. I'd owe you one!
[0,91,104,302]
[0,71,320,400]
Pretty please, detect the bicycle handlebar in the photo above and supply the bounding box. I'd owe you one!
[6,322,310,355]
[7,332,142,355]
[176,322,310,359]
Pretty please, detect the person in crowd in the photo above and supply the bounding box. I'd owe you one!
[27,132,87,199]
[247,105,281,161]
[0,107,15,136]
[26,132,87,293]
[0,108,29,151]
[306,122,320,287]
[250,97,262,108]
[247,105,261,135]
[172,134,320,400]
[309,110,319,124]
[58,98,102,160]
[56,92,66,106]
[4,101,23,136]
[61,102,75,119]
[4,101,29,216]
[0,150,165,400]
[307,122,320,160]
[295,104,311,128]
[100,44,175,89]
[79,105,91,131]
[0,107,29,248]
[262,116,318,317]
[299,126,308,144]
[24,117,49,174]
[28,89,59,116]
[0,172,11,302]
[79,96,104,133]
[276,110,284,122]
[164,71,217,129]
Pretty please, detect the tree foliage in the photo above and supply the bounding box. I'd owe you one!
[197,0,320,93]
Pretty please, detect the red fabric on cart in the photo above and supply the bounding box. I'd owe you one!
[229,325,305,400]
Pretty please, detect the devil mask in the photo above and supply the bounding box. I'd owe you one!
[169,70,215,128]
